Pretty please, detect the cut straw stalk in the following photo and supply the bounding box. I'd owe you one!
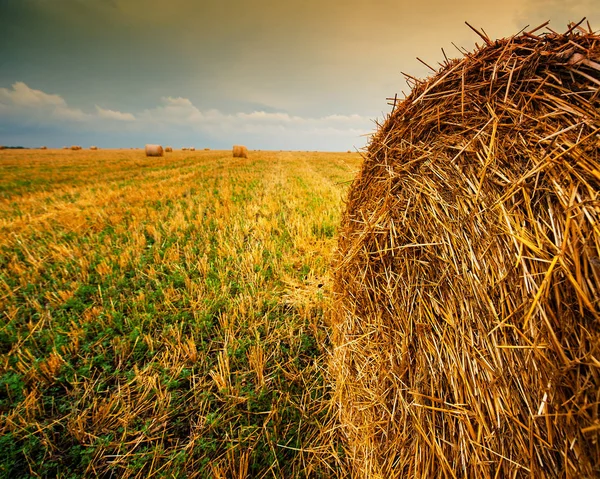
[332,24,600,478]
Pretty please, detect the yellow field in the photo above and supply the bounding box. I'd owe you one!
[0,148,362,478]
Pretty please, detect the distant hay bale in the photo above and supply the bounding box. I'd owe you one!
[165,146,173,152]
[346,150,351,153]
[90,146,98,150]
[145,144,164,157]
[232,145,248,158]
[189,147,195,151]
[204,148,210,151]
[40,146,47,150]
[332,26,600,478]
[62,146,68,150]
[70,145,82,150]
[182,147,188,151]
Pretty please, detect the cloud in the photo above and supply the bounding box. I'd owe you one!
[0,82,88,122]
[0,83,373,149]
[0,81,65,107]
[0,82,136,124]
[95,105,135,121]
[163,96,194,108]
[53,106,88,121]
[137,96,373,145]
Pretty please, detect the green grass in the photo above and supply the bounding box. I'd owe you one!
[0,148,362,478]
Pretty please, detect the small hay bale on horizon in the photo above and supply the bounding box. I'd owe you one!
[332,25,600,478]
[90,146,98,150]
[189,147,195,151]
[40,146,47,150]
[232,145,248,158]
[165,146,173,152]
[70,145,81,150]
[204,148,210,151]
[145,144,164,157]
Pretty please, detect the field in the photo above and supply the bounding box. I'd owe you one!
[0,148,362,478]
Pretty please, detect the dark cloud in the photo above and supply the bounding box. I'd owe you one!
[0,0,597,148]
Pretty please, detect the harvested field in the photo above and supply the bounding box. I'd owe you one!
[0,148,361,478]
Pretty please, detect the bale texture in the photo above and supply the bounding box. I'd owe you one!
[145,144,164,157]
[70,145,81,151]
[332,25,600,478]
[232,145,248,158]
[165,146,173,152]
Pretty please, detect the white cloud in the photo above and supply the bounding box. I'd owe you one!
[0,82,373,149]
[95,105,135,121]
[133,96,374,149]
[0,81,65,108]
[163,96,194,107]
[0,82,88,122]
[53,106,88,121]
[139,96,372,133]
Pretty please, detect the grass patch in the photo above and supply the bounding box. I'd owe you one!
[0,148,362,477]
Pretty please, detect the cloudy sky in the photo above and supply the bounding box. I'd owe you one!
[0,0,597,150]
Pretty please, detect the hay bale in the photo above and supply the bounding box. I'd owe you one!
[332,26,600,478]
[90,146,98,150]
[40,146,47,150]
[145,144,164,157]
[165,146,173,152]
[189,147,195,151]
[232,145,248,158]
[181,147,188,151]
[204,148,210,151]
[70,145,81,150]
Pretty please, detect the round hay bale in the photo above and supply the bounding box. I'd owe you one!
[232,145,248,158]
[70,145,80,150]
[204,148,210,151]
[332,26,600,478]
[40,146,47,150]
[165,146,173,152]
[90,146,98,150]
[189,147,195,151]
[145,144,164,157]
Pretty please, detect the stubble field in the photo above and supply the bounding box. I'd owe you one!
[0,148,362,478]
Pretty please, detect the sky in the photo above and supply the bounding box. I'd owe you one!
[0,0,598,150]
